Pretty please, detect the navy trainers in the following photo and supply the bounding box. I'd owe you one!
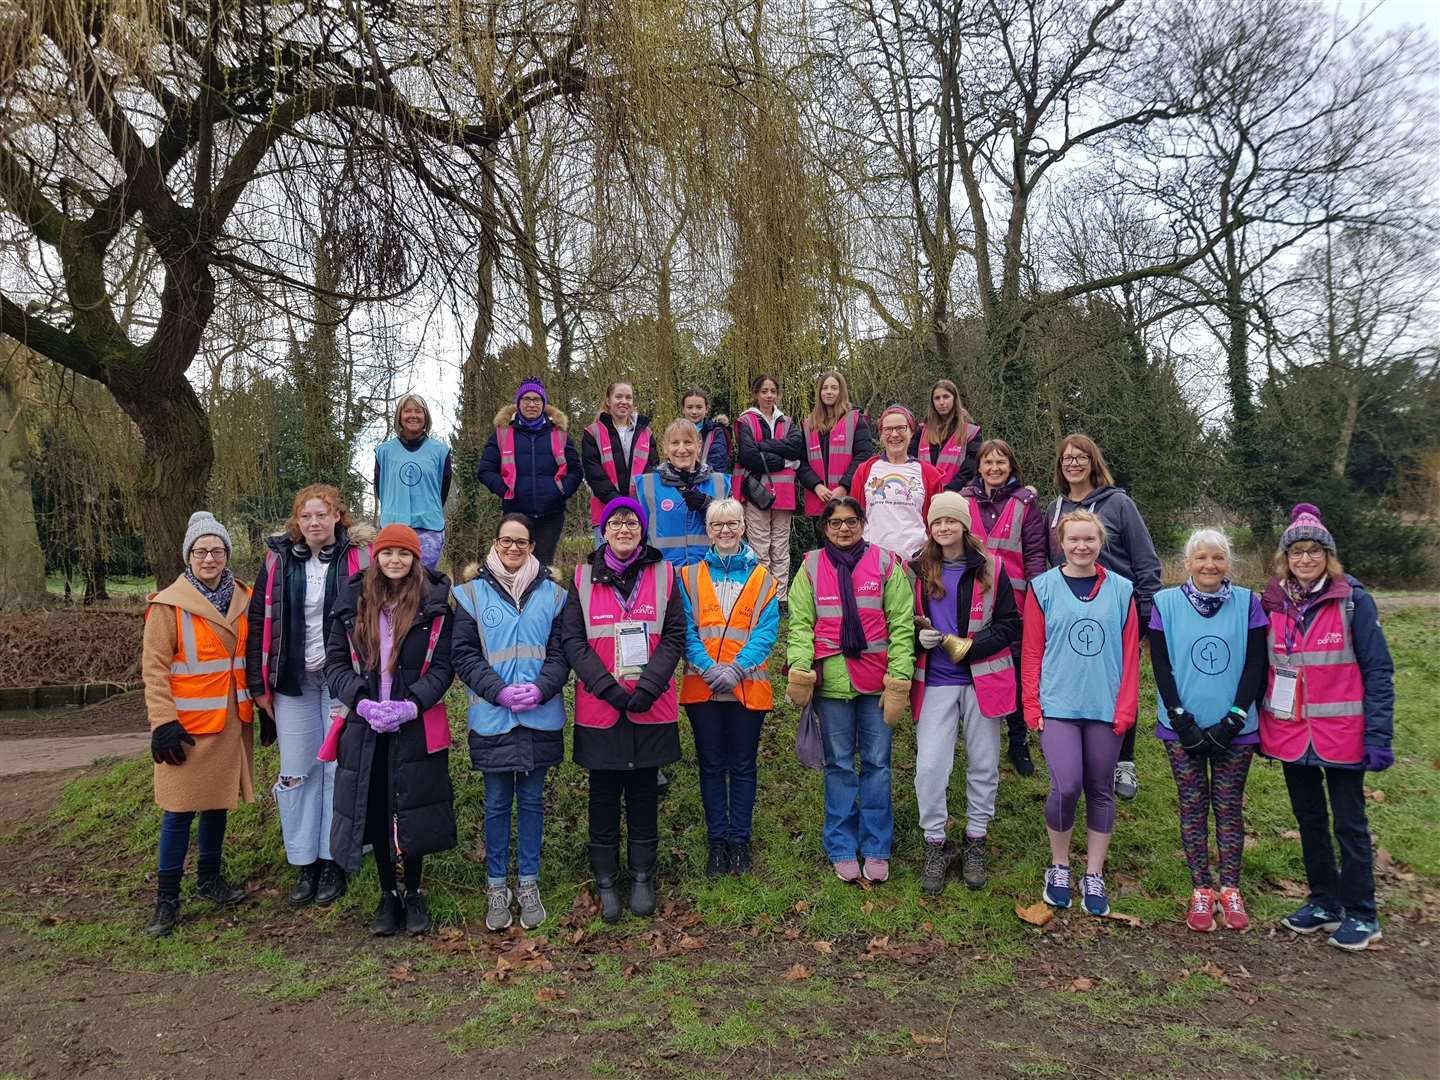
[1280,902,1342,935]
[1327,917,1383,951]
[1044,864,1073,909]
[1081,872,1110,917]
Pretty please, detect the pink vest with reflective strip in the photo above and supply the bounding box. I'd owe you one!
[910,570,1016,719]
[966,494,1028,596]
[586,419,652,526]
[803,545,894,694]
[1259,596,1365,765]
[919,421,979,486]
[573,561,678,728]
[802,410,859,515]
[733,412,797,511]
[497,424,568,500]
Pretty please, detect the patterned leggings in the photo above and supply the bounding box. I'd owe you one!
[1165,742,1254,889]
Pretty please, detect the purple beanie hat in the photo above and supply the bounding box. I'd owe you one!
[600,496,649,540]
[516,378,548,406]
[1280,503,1336,553]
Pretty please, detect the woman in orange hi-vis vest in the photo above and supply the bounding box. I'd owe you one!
[677,497,781,879]
[141,512,257,938]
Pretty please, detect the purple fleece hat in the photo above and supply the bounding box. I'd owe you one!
[516,378,548,406]
[600,496,648,539]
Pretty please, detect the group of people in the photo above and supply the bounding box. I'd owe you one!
[140,373,1397,954]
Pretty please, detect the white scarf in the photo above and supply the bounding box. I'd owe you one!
[486,548,541,606]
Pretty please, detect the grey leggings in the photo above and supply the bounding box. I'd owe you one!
[1039,719,1123,833]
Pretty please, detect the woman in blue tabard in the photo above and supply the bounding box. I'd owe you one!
[452,514,571,933]
[374,393,452,571]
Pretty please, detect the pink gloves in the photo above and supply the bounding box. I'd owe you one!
[497,684,542,713]
[356,699,418,733]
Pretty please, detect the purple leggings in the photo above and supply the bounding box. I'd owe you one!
[1039,719,1123,833]
[415,529,445,571]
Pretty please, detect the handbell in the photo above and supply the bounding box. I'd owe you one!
[940,634,972,664]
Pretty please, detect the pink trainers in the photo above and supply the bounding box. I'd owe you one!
[1217,886,1249,931]
[833,859,861,882]
[862,858,890,883]
[1186,887,1217,932]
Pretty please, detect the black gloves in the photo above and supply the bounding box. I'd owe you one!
[627,688,657,715]
[602,684,631,712]
[151,721,196,765]
[681,487,709,512]
[1201,711,1245,757]
[259,711,277,748]
[1169,710,1206,757]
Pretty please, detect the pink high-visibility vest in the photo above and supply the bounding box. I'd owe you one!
[572,561,678,728]
[802,409,859,515]
[586,419,652,526]
[966,494,1029,597]
[910,570,1016,718]
[801,545,895,694]
[1260,594,1365,765]
[733,412,797,511]
[918,421,980,486]
[497,424,568,500]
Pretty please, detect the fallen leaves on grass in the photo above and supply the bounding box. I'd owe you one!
[910,1031,944,1046]
[1272,878,1308,899]
[812,940,834,955]
[534,987,568,1002]
[1103,911,1143,928]
[793,899,810,914]
[387,962,417,983]
[484,934,554,983]
[1365,787,1386,803]
[1015,900,1054,927]
[860,936,943,964]
[433,927,471,955]
[1065,977,1096,992]
[783,963,813,982]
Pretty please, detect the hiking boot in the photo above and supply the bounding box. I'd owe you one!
[195,874,247,907]
[405,889,433,936]
[1186,887,1218,932]
[517,882,547,930]
[287,862,320,908]
[370,890,404,936]
[1009,739,1036,777]
[920,841,951,896]
[706,841,731,879]
[960,836,988,890]
[1327,917,1383,952]
[1043,864,1073,909]
[1281,902,1342,935]
[1081,873,1110,917]
[314,861,348,906]
[1113,761,1139,801]
[485,884,514,931]
[728,839,752,876]
[1217,886,1249,931]
[589,843,623,924]
[862,858,890,883]
[144,897,180,937]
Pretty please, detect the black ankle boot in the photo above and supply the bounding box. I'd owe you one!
[288,862,321,907]
[589,843,623,923]
[196,874,248,906]
[144,895,180,937]
[705,841,731,879]
[1009,738,1035,777]
[371,890,404,936]
[728,839,752,876]
[314,860,348,906]
[628,840,658,918]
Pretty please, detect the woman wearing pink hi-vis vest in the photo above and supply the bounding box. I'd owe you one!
[580,382,659,547]
[910,379,982,492]
[562,497,687,924]
[909,492,1021,896]
[960,438,1049,778]
[734,374,800,609]
[793,370,875,518]
[1263,504,1394,953]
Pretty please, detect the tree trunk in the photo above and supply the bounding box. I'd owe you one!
[1332,383,1360,480]
[0,359,47,610]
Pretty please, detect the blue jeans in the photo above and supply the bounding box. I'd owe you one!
[816,694,893,862]
[687,702,765,842]
[484,768,548,885]
[272,671,338,865]
[158,809,227,879]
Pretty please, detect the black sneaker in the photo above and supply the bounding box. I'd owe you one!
[728,839,752,876]
[705,841,731,879]
[371,890,404,936]
[143,897,180,937]
[920,841,951,896]
[195,875,247,906]
[960,836,988,890]
[1009,739,1036,777]
[405,890,433,936]
[314,861,348,907]
[287,863,321,907]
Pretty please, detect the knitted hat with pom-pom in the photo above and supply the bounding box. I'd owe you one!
[1280,503,1336,554]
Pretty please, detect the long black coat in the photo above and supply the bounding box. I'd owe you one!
[452,567,571,773]
[561,546,685,771]
[324,569,456,874]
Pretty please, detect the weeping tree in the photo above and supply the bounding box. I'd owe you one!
[0,345,47,608]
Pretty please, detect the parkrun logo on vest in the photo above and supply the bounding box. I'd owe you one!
[856,580,881,595]
[1191,636,1230,675]
[1067,619,1105,656]
[1313,631,1344,647]
[661,499,676,512]
[399,461,423,487]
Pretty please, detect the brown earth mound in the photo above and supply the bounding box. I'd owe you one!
[0,611,143,688]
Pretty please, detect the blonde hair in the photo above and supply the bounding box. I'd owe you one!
[663,417,700,445]
[705,497,744,526]
[806,370,853,434]
[393,393,433,437]
[1058,509,1108,548]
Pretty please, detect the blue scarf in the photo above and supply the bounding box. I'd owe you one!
[186,568,235,616]
[518,412,548,432]
[1182,578,1231,619]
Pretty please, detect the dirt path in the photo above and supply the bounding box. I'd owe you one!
[0,733,151,776]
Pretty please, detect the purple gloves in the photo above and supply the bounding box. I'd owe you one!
[1363,745,1395,772]
[497,684,542,712]
[356,699,418,734]
[702,664,743,694]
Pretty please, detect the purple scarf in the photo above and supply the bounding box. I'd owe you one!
[603,544,644,576]
[824,539,870,659]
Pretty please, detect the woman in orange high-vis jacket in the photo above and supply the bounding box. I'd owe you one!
[1263,504,1394,952]
[562,497,687,924]
[677,497,781,879]
[141,512,257,938]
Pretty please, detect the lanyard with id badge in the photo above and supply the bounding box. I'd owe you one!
[1270,606,1303,720]
[615,621,651,678]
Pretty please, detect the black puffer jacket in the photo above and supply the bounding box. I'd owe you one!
[324,569,456,874]
[561,545,685,772]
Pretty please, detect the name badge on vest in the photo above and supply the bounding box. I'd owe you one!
[615,622,650,677]
[1269,668,1298,720]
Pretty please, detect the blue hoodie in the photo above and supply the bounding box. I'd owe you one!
[679,542,781,674]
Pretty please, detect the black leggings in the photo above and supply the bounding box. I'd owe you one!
[365,733,423,893]
[588,768,659,849]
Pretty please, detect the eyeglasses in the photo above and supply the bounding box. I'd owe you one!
[710,521,742,531]
[494,538,533,550]
[190,547,227,561]
[880,425,910,436]
[1288,545,1325,560]
[826,517,861,530]
[606,518,641,532]
[518,395,544,406]
[1062,455,1090,465]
